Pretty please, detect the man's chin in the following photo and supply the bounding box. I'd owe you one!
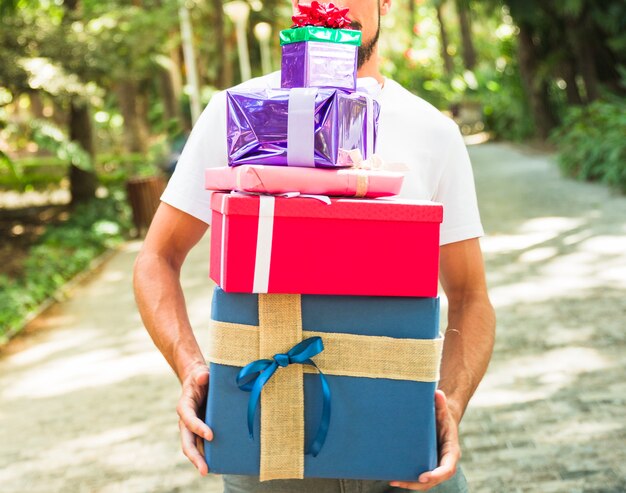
[358,40,376,69]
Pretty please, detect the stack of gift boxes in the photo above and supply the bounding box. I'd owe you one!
[202,3,445,483]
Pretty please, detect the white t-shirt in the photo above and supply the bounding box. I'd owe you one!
[161,71,484,245]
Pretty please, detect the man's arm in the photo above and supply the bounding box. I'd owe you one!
[438,237,496,423]
[133,202,213,475]
[390,237,495,491]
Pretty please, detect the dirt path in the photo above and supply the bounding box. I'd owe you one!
[1,143,625,493]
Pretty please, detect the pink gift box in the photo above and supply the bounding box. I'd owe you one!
[205,165,404,198]
[210,192,443,297]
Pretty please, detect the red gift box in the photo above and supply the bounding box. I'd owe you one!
[210,192,443,297]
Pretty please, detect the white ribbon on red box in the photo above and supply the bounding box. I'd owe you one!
[220,192,331,293]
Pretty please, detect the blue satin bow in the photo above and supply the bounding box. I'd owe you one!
[236,336,331,457]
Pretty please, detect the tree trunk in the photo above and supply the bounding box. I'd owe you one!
[455,0,477,70]
[69,101,98,204]
[136,82,151,143]
[211,0,227,88]
[517,23,557,140]
[63,0,97,204]
[436,3,454,76]
[408,0,416,37]
[589,24,622,93]
[116,80,149,154]
[158,66,180,125]
[169,47,183,99]
[29,92,44,119]
[222,25,235,89]
[560,57,583,106]
[565,17,600,102]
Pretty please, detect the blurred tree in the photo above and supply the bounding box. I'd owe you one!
[478,0,626,138]
[455,0,477,70]
[63,0,98,203]
[408,0,416,39]
[433,0,454,76]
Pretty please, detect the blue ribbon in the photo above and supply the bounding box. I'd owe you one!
[236,336,331,457]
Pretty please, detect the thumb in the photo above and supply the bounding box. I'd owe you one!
[194,369,210,387]
[435,389,447,409]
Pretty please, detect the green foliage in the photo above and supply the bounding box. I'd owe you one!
[0,151,168,191]
[383,1,533,140]
[30,119,93,171]
[476,56,535,140]
[0,148,22,185]
[552,98,626,193]
[0,194,132,341]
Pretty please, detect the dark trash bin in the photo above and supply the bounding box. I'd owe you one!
[126,175,166,237]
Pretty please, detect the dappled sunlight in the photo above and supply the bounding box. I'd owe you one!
[0,422,177,486]
[489,277,594,308]
[2,347,169,400]
[101,269,127,283]
[41,424,150,464]
[19,58,101,98]
[124,240,144,254]
[540,419,624,445]
[481,216,586,255]
[472,347,610,407]
[579,235,626,255]
[518,246,558,263]
[0,327,95,368]
[480,208,626,307]
[517,217,585,235]
[480,231,559,254]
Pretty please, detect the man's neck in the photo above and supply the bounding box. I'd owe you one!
[356,45,384,85]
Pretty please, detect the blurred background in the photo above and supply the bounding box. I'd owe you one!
[1,2,625,492]
[1,0,625,339]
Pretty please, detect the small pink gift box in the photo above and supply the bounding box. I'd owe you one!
[205,165,404,198]
[210,192,443,297]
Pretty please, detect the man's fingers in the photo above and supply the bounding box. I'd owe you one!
[390,445,460,490]
[416,425,461,486]
[418,452,458,484]
[196,434,206,457]
[180,420,209,476]
[388,480,430,491]
[177,397,213,441]
[390,450,459,491]
[389,390,461,490]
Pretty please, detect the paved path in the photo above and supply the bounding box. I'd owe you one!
[1,143,625,493]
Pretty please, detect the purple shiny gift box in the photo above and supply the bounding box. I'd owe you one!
[282,42,358,91]
[226,87,380,168]
[280,27,361,92]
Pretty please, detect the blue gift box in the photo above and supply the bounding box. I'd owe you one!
[204,287,439,481]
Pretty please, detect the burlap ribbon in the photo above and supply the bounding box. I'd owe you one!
[206,294,444,481]
[354,171,369,198]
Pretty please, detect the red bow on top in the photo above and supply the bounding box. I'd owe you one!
[292,1,353,29]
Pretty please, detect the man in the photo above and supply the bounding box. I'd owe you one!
[133,0,496,491]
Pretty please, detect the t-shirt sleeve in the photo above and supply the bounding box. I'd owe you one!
[160,91,228,225]
[434,122,484,245]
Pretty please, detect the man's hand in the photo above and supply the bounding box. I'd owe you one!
[389,390,461,491]
[177,363,214,476]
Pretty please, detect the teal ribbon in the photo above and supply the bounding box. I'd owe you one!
[236,336,331,457]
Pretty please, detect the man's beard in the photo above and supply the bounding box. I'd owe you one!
[351,9,381,69]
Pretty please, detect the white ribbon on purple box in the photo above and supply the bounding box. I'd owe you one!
[287,88,318,167]
[286,87,377,167]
